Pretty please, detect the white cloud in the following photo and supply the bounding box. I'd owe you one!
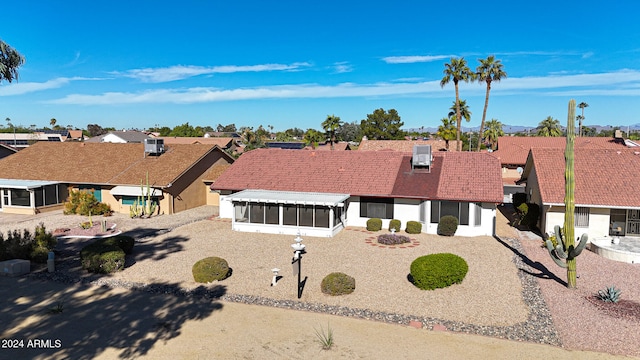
[0,77,99,96]
[382,55,453,64]
[119,62,312,83]
[331,62,353,74]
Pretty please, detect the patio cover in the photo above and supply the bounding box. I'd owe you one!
[110,185,162,197]
[0,179,60,189]
[226,189,349,207]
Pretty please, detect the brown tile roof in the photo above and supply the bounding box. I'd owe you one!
[527,148,640,207]
[202,163,232,182]
[357,139,460,152]
[158,137,234,148]
[0,142,229,187]
[212,148,503,202]
[491,136,628,166]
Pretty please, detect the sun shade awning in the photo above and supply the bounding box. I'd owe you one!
[0,179,60,189]
[226,189,349,207]
[110,185,162,197]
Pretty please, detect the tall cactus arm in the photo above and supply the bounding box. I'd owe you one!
[555,243,568,259]
[545,240,568,268]
[569,233,589,258]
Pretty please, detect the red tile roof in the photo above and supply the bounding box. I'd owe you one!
[527,148,640,207]
[358,139,459,152]
[213,148,503,202]
[491,136,628,166]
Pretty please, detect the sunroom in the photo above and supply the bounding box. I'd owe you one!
[222,189,350,237]
[0,179,68,214]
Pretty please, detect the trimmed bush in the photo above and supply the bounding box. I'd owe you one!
[406,221,422,234]
[377,233,410,245]
[437,215,458,236]
[192,257,230,283]
[410,253,468,290]
[64,190,112,216]
[102,235,135,255]
[366,218,382,231]
[388,219,401,232]
[80,241,125,274]
[0,224,57,263]
[321,272,356,296]
[512,193,527,209]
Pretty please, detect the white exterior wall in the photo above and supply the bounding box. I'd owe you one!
[544,206,611,241]
[424,201,496,237]
[101,133,127,143]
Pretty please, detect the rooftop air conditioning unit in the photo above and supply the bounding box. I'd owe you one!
[144,138,165,155]
[412,145,432,169]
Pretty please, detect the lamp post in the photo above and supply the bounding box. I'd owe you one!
[291,232,306,299]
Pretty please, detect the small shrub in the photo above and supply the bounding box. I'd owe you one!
[30,246,50,264]
[192,257,230,283]
[314,323,334,350]
[516,202,528,215]
[80,241,125,274]
[366,218,382,231]
[377,233,410,245]
[512,193,527,209]
[437,215,458,236]
[321,272,355,296]
[520,203,540,227]
[597,285,621,303]
[405,221,422,234]
[0,224,56,262]
[410,253,468,290]
[64,190,112,216]
[388,219,401,232]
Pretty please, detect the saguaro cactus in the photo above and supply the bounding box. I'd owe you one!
[544,99,588,289]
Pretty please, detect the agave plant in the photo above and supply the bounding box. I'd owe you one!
[597,285,622,303]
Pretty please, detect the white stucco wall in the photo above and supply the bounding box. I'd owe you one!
[424,201,496,237]
[544,206,611,241]
[101,133,127,143]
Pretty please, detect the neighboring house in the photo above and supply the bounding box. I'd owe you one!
[85,131,151,143]
[211,148,503,237]
[489,136,630,203]
[358,138,460,152]
[0,131,70,149]
[0,143,17,160]
[265,141,306,150]
[306,142,352,151]
[520,148,640,239]
[0,142,234,215]
[158,137,238,154]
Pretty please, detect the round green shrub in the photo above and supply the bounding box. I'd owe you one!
[30,246,50,264]
[321,272,356,296]
[366,218,382,231]
[437,215,458,236]
[80,241,125,274]
[405,221,422,234]
[410,253,468,290]
[192,257,230,283]
[388,219,401,232]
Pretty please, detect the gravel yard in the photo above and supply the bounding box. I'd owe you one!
[3,205,640,356]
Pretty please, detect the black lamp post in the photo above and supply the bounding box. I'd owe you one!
[291,233,306,299]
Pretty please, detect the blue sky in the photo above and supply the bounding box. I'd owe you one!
[1,0,640,132]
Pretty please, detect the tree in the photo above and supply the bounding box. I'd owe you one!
[87,124,108,137]
[483,119,504,150]
[436,117,456,150]
[216,123,237,133]
[536,116,562,137]
[476,55,506,151]
[0,40,25,84]
[239,126,265,151]
[448,99,472,123]
[440,57,475,151]
[335,122,362,143]
[360,108,405,140]
[303,128,325,149]
[577,102,589,137]
[321,114,343,150]
[50,118,57,128]
[169,122,203,137]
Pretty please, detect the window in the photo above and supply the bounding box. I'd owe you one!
[333,206,342,226]
[474,203,482,226]
[283,204,297,225]
[575,207,589,227]
[419,201,426,223]
[11,189,30,207]
[315,206,330,228]
[265,204,279,225]
[44,184,59,206]
[35,189,44,207]
[249,203,264,224]
[360,197,393,219]
[430,201,470,225]
[234,202,248,222]
[299,205,314,227]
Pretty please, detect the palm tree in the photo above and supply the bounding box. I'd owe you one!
[50,118,57,129]
[476,56,506,151]
[436,117,457,150]
[440,57,475,151]
[577,102,589,136]
[483,119,504,150]
[0,40,26,84]
[448,99,472,123]
[321,114,343,150]
[537,116,562,137]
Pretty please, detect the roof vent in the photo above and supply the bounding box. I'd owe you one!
[412,145,432,171]
[144,138,165,156]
